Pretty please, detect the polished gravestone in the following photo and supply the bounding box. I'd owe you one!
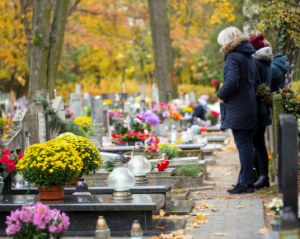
[98,143,205,154]
[0,194,186,236]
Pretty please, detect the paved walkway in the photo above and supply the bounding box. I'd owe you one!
[186,199,264,239]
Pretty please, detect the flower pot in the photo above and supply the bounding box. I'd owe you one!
[71,175,82,185]
[127,142,136,146]
[38,186,64,200]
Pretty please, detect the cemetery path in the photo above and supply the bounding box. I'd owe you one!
[189,147,281,232]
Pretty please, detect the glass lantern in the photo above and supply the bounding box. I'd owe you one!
[107,154,136,202]
[181,127,188,144]
[95,216,111,239]
[187,123,194,143]
[14,172,25,188]
[128,145,151,185]
[131,220,143,239]
[170,124,177,144]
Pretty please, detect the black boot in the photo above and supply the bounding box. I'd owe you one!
[228,184,254,194]
[254,175,270,189]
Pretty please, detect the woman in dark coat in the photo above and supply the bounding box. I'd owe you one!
[249,36,273,189]
[217,27,257,194]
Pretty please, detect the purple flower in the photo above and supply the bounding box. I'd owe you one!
[140,112,160,125]
[162,111,170,118]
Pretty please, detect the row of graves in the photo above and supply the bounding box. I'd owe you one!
[0,86,231,237]
[2,87,298,238]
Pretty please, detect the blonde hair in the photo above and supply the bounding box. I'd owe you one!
[218,27,245,46]
[263,39,272,50]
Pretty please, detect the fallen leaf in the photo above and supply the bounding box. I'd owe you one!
[257,227,269,235]
[233,206,245,209]
[175,189,179,193]
[160,209,167,217]
[236,197,241,199]
[215,182,220,184]
[196,192,206,194]
[211,208,219,212]
[266,212,275,216]
[263,201,268,208]
[153,215,160,219]
[200,202,216,208]
[164,215,189,219]
[227,197,233,199]
[197,220,209,224]
[195,214,207,220]
[260,195,267,198]
[156,225,168,230]
[217,168,222,170]
[223,158,227,161]
[213,233,229,236]
[172,229,186,237]
[174,235,195,239]
[225,173,232,176]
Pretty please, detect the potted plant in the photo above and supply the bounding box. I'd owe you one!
[0,149,20,194]
[17,139,83,199]
[268,198,283,224]
[157,142,179,160]
[56,133,103,184]
[5,202,70,238]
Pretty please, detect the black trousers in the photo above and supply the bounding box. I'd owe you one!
[253,126,269,177]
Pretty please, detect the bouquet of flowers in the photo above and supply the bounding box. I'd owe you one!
[5,202,70,238]
[157,142,179,159]
[65,108,75,120]
[0,149,20,180]
[205,111,219,124]
[169,112,183,121]
[281,88,300,118]
[256,83,273,107]
[157,103,171,122]
[17,139,83,189]
[112,132,154,144]
[138,112,160,126]
[56,133,103,176]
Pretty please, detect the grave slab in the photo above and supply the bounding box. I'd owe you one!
[0,194,171,237]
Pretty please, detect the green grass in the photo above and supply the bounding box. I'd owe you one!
[172,164,204,177]
[256,186,278,196]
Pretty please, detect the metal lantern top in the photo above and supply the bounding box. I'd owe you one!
[96,216,108,229]
[133,145,145,156]
[114,154,127,165]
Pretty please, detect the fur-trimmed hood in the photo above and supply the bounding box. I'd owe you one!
[220,36,254,56]
[253,47,273,61]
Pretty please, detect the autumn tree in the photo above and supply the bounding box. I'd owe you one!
[257,0,300,88]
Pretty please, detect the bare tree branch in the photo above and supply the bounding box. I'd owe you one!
[68,0,80,16]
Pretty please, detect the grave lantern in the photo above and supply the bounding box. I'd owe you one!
[187,123,193,143]
[131,220,143,239]
[107,154,135,202]
[95,216,111,239]
[170,124,177,144]
[0,174,4,198]
[181,127,188,144]
[128,145,151,185]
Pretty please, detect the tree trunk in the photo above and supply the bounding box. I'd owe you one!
[47,0,70,99]
[28,0,51,100]
[284,37,300,88]
[243,0,258,35]
[147,0,177,103]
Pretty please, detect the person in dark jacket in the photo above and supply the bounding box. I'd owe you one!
[249,34,273,189]
[271,53,289,92]
[191,102,206,122]
[217,27,257,194]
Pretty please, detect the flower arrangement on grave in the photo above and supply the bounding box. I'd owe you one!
[168,111,183,121]
[56,133,103,176]
[5,202,70,238]
[17,139,83,189]
[157,103,171,122]
[112,117,127,135]
[268,198,283,224]
[74,116,92,127]
[183,106,193,113]
[138,112,160,127]
[65,108,75,120]
[0,149,19,180]
[112,132,154,144]
[205,111,219,124]
[281,88,300,118]
[103,99,112,105]
[157,142,179,160]
[256,83,273,107]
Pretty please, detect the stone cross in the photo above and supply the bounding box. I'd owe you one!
[4,109,27,152]
[140,83,146,111]
[102,103,111,139]
[50,96,65,139]
[83,93,90,107]
[189,91,196,104]
[184,93,190,104]
[70,93,82,118]
[91,96,104,143]
[76,84,81,94]
[278,114,298,216]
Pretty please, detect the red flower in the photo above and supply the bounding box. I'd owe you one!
[112,134,122,139]
[17,152,23,160]
[1,149,11,156]
[211,111,220,117]
[137,116,143,121]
